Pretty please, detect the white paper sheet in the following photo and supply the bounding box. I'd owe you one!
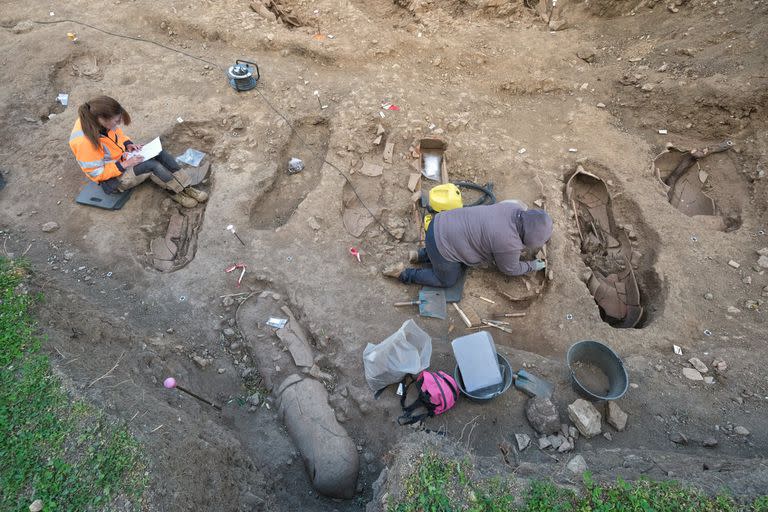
[126,137,162,161]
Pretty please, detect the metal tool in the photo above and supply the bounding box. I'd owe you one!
[394,289,447,319]
[164,377,221,410]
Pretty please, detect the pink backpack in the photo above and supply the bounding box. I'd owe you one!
[398,370,458,425]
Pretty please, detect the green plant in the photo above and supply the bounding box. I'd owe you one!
[0,258,146,511]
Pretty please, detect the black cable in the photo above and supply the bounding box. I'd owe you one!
[32,18,411,242]
[453,181,496,207]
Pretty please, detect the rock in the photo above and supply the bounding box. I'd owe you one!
[727,306,741,314]
[712,359,727,373]
[704,376,715,384]
[568,426,579,439]
[557,438,574,453]
[223,327,236,337]
[757,255,768,269]
[703,437,718,448]
[688,357,708,373]
[641,83,655,92]
[193,355,210,368]
[603,432,613,441]
[538,436,552,450]
[734,426,750,436]
[669,432,688,445]
[607,402,628,431]
[63,251,75,260]
[276,327,314,368]
[515,433,531,451]
[596,102,606,108]
[41,221,60,233]
[525,396,561,435]
[29,500,43,512]
[276,375,359,498]
[568,399,602,438]
[548,19,567,31]
[222,296,235,307]
[566,455,588,475]
[548,434,564,449]
[657,63,669,72]
[727,260,740,268]
[307,216,321,231]
[217,368,226,374]
[743,276,752,285]
[704,292,714,300]
[682,368,703,381]
[577,48,596,63]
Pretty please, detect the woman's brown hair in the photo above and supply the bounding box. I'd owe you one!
[77,96,131,149]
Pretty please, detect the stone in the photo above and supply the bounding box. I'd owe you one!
[703,437,718,448]
[63,251,75,260]
[712,359,728,373]
[515,433,531,451]
[596,102,606,108]
[704,292,714,300]
[743,276,752,285]
[276,327,314,367]
[548,434,564,449]
[29,500,43,512]
[704,376,715,384]
[538,436,551,450]
[727,260,740,268]
[669,432,687,445]
[641,83,655,92]
[607,401,628,431]
[688,357,708,373]
[223,327,236,337]
[193,355,210,368]
[734,426,750,436]
[727,306,741,314]
[568,399,602,438]
[276,375,359,498]
[577,48,596,63]
[525,396,561,435]
[41,221,60,233]
[603,432,613,441]
[757,255,768,269]
[222,296,235,307]
[566,455,588,475]
[682,368,703,381]
[548,19,567,31]
[557,438,574,452]
[568,426,579,439]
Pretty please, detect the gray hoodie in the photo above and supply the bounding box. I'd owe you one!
[433,201,553,276]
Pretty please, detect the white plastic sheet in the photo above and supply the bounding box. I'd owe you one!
[363,319,432,392]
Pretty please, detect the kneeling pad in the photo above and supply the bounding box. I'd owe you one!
[75,181,133,210]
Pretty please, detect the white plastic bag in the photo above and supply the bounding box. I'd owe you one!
[363,319,432,392]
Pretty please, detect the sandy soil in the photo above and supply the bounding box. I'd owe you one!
[1,0,767,509]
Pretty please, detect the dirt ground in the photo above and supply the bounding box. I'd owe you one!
[1,0,767,509]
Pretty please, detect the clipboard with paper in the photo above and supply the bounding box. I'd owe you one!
[124,137,162,161]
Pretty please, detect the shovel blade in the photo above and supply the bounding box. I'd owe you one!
[514,369,553,398]
[418,290,447,320]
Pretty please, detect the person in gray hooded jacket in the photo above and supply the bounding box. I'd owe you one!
[383,200,553,288]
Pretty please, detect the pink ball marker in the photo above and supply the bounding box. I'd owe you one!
[163,377,177,389]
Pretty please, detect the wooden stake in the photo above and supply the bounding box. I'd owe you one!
[452,303,472,327]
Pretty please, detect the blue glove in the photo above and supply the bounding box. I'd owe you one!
[531,259,546,272]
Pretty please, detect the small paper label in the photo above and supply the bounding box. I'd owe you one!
[396,383,404,396]
[266,317,288,329]
[673,345,682,355]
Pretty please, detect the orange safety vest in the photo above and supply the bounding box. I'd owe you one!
[69,118,131,182]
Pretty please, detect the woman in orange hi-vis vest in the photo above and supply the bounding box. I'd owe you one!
[69,96,207,208]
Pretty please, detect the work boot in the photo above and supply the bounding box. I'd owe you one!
[382,262,406,279]
[183,187,208,203]
[170,192,198,208]
[408,250,420,263]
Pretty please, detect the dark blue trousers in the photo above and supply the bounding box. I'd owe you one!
[400,221,463,287]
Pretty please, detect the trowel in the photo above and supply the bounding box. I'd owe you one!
[512,368,553,398]
[393,289,447,320]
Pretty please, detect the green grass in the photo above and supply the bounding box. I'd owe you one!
[0,258,146,511]
[391,451,768,512]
